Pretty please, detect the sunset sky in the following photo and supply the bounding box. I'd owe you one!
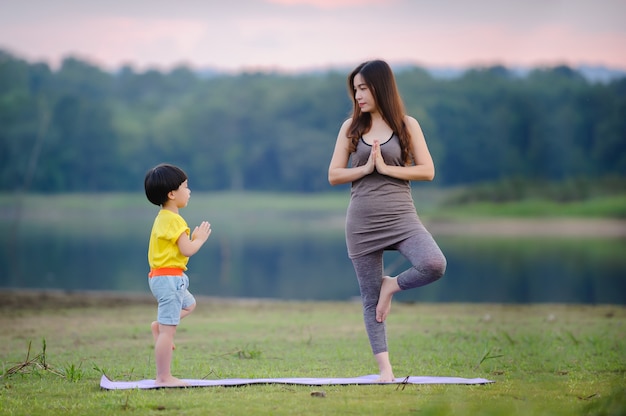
[1,0,625,72]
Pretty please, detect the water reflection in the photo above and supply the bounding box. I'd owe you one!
[391,237,626,304]
[1,224,624,304]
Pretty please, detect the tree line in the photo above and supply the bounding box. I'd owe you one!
[1,49,624,193]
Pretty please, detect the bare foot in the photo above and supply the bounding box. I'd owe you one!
[155,376,189,387]
[376,369,396,383]
[376,276,400,322]
[374,352,395,382]
[151,321,175,350]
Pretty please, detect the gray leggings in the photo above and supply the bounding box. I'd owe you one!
[351,232,446,355]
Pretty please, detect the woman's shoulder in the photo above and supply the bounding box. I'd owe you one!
[338,118,353,133]
[403,115,419,126]
[403,115,426,141]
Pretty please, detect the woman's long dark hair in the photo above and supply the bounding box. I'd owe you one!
[346,60,414,165]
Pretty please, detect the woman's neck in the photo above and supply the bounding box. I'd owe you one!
[369,110,384,123]
[368,111,390,131]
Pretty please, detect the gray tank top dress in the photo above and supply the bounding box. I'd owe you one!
[346,134,424,259]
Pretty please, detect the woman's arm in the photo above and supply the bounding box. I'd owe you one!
[328,119,375,186]
[374,116,435,181]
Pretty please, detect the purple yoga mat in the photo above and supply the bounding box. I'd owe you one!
[100,374,493,390]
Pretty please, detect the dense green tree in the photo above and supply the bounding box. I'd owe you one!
[0,49,624,193]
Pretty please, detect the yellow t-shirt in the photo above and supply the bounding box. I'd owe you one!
[147,209,191,271]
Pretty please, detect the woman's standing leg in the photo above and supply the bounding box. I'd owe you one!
[352,250,395,381]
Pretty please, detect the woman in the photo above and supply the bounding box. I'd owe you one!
[328,60,446,382]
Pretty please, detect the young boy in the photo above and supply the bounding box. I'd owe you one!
[144,163,212,387]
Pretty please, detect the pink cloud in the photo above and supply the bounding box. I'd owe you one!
[1,2,624,72]
[266,0,393,8]
[0,17,208,69]
[378,22,626,69]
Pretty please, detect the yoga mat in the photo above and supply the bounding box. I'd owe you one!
[100,374,493,390]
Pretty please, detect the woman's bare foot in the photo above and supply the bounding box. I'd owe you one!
[376,276,400,322]
[155,376,189,387]
[374,352,395,382]
[151,321,175,350]
[377,368,396,383]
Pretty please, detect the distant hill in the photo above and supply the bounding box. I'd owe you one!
[422,64,626,83]
[2,47,624,83]
[197,62,626,83]
[575,65,626,83]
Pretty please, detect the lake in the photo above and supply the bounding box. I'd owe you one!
[1,193,625,304]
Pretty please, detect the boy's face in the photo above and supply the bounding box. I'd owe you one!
[169,180,191,208]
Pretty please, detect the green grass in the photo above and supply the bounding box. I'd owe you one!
[3,189,624,218]
[434,195,626,219]
[1,295,624,415]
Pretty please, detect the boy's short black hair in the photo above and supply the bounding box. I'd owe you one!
[144,163,188,206]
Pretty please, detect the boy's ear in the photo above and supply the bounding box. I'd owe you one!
[167,190,176,200]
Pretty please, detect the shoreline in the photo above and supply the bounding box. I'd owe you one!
[1,218,624,309]
[2,288,624,310]
[425,217,626,238]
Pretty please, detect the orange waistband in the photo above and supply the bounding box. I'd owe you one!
[149,268,184,278]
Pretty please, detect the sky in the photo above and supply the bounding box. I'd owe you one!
[1,0,625,73]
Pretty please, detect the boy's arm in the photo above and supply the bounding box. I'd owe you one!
[177,221,211,257]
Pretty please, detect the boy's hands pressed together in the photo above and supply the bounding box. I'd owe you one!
[192,221,211,243]
[178,221,211,257]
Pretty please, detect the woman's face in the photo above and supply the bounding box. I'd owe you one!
[353,73,377,113]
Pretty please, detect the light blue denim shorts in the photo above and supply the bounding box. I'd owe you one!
[148,273,196,325]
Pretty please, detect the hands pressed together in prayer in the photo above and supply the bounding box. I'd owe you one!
[364,140,388,176]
